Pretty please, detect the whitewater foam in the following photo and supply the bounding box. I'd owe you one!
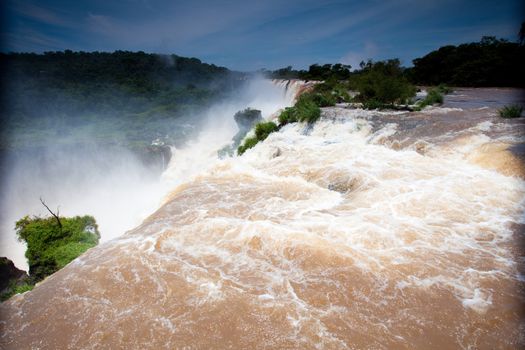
[1,89,524,349]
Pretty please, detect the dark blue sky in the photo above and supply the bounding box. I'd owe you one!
[2,0,523,71]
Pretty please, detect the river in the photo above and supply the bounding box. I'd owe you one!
[1,86,524,349]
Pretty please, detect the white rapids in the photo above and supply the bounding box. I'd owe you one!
[1,86,524,349]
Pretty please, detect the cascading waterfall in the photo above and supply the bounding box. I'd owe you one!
[0,78,303,271]
[0,86,523,349]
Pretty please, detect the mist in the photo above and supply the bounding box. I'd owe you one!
[0,77,297,270]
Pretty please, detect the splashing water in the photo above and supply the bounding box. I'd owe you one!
[0,78,303,271]
[1,87,524,349]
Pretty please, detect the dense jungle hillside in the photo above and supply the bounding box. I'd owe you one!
[0,51,244,152]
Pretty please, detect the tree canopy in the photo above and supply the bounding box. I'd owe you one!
[0,51,244,152]
[408,37,525,87]
[16,214,100,282]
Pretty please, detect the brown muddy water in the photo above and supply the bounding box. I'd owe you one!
[1,88,524,349]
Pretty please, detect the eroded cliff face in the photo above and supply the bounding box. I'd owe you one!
[1,88,524,349]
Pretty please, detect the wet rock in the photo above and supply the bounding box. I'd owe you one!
[233,108,263,131]
[0,257,28,293]
[219,108,263,157]
[134,142,172,174]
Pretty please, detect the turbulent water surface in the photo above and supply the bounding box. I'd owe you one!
[1,87,524,349]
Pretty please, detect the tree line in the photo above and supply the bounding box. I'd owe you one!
[268,35,525,88]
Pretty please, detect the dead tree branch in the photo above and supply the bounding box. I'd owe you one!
[39,197,62,229]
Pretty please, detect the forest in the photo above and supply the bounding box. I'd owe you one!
[1,35,523,163]
[408,36,524,86]
[0,51,245,153]
[268,36,525,88]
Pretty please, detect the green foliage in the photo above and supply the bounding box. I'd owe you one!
[269,63,352,81]
[51,242,98,269]
[425,89,444,104]
[415,88,444,110]
[278,108,296,125]
[15,215,100,282]
[242,67,351,155]
[308,91,337,107]
[237,121,279,155]
[498,105,523,118]
[13,283,34,295]
[278,98,320,125]
[1,282,34,301]
[237,136,259,155]
[0,51,244,152]
[295,95,321,123]
[410,37,525,87]
[362,99,386,110]
[437,84,453,94]
[353,59,416,106]
[255,121,278,140]
[277,94,321,126]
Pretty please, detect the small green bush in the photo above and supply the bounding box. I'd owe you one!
[313,81,352,104]
[416,88,444,109]
[254,121,278,140]
[13,283,34,295]
[0,281,34,301]
[294,95,321,123]
[362,99,386,110]
[238,83,327,156]
[437,84,452,94]
[310,92,337,107]
[238,121,279,155]
[425,89,444,104]
[237,136,259,155]
[278,107,296,125]
[277,95,321,126]
[499,105,523,118]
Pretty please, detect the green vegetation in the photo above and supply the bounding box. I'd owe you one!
[13,283,34,294]
[238,85,329,155]
[255,121,279,140]
[352,59,416,108]
[423,89,444,105]
[1,212,99,302]
[219,108,263,157]
[237,136,259,155]
[15,214,100,282]
[277,108,296,125]
[268,63,352,81]
[278,94,322,126]
[408,36,525,87]
[498,105,523,118]
[237,121,278,155]
[293,95,322,123]
[437,84,453,94]
[414,88,444,110]
[1,51,244,153]
[1,281,33,301]
[270,59,415,110]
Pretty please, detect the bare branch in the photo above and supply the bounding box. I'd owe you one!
[39,197,62,229]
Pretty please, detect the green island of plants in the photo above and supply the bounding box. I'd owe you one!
[498,105,523,118]
[1,211,100,301]
[237,92,325,155]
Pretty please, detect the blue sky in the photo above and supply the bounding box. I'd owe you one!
[1,0,523,71]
